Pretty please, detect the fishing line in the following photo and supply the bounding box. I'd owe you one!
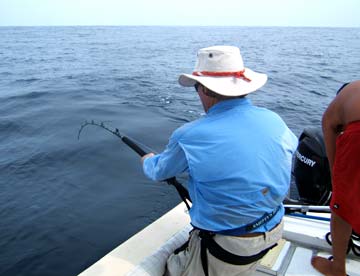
[78,120,192,210]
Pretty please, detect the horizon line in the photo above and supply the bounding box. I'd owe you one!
[0,24,359,28]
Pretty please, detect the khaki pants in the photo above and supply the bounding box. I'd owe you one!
[165,221,283,276]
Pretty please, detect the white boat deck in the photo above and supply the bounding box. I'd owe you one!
[78,203,190,276]
[79,203,360,276]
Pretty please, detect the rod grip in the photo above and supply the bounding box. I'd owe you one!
[122,136,147,157]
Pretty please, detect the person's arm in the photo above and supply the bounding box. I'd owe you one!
[141,137,188,181]
[322,97,343,171]
[323,81,360,170]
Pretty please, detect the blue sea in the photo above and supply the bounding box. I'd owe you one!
[0,26,359,276]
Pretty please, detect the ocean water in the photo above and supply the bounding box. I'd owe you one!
[0,26,359,276]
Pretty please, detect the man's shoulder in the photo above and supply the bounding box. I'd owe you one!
[252,106,284,121]
[171,117,206,141]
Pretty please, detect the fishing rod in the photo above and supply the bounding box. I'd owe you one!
[78,120,192,210]
[78,120,148,156]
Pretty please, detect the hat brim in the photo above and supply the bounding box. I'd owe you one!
[178,68,267,96]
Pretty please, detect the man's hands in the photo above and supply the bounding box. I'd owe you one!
[141,153,155,164]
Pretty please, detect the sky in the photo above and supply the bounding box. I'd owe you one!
[0,0,359,27]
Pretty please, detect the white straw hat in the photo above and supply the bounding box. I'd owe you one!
[179,46,267,96]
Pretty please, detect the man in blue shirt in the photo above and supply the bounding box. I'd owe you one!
[141,46,298,276]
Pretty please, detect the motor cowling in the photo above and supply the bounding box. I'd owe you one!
[292,128,332,205]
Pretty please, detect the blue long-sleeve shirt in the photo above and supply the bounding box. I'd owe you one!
[143,98,298,233]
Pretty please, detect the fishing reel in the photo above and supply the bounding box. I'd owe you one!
[292,127,332,206]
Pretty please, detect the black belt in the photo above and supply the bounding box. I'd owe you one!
[216,206,281,236]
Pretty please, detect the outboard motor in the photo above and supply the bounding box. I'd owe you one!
[292,127,332,205]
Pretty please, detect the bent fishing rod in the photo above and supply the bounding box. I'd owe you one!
[78,120,191,210]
